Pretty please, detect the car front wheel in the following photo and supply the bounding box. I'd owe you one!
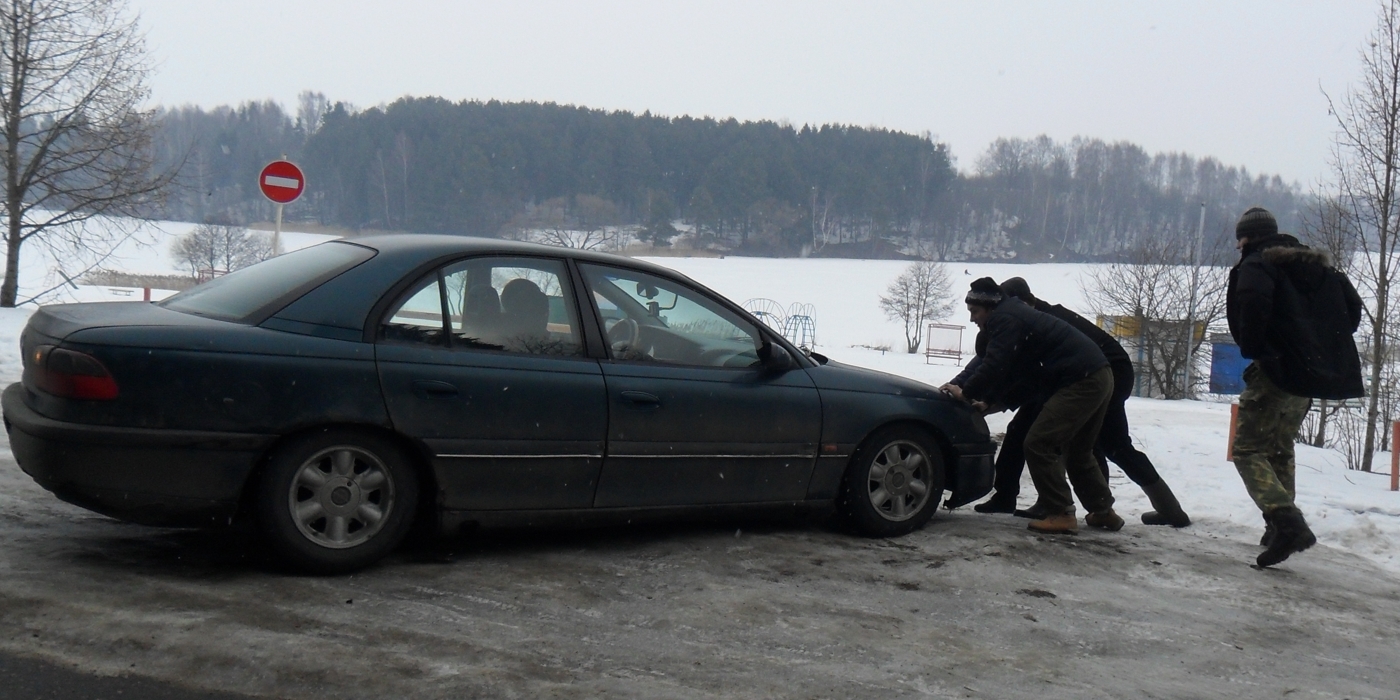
[253,429,419,574]
[839,425,945,537]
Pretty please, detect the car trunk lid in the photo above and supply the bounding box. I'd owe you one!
[25,301,227,342]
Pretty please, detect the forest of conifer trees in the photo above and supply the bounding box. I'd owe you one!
[150,95,1304,262]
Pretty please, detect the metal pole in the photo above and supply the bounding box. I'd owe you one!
[273,202,283,256]
[1183,203,1206,398]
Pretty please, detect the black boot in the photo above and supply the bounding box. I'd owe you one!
[1014,502,1050,519]
[1140,480,1191,527]
[1260,525,1275,547]
[1256,507,1318,568]
[974,492,1018,514]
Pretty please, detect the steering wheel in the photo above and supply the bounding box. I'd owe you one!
[606,317,640,354]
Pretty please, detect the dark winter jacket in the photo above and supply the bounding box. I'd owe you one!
[1227,233,1364,399]
[949,328,1042,409]
[960,297,1109,404]
[1032,300,1134,373]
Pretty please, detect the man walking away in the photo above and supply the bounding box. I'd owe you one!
[1229,207,1364,568]
[998,277,1191,527]
[944,278,1121,534]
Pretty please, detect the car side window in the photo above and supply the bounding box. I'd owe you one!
[382,275,447,345]
[579,263,761,368]
[381,257,584,357]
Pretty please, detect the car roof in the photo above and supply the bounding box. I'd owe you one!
[345,233,692,282]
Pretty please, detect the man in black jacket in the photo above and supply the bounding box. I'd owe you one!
[943,324,1044,515]
[944,277,1122,534]
[990,278,1191,527]
[1228,207,1364,568]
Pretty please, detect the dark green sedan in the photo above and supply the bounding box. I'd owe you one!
[4,235,994,573]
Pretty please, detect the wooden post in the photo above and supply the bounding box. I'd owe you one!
[142,287,150,302]
[1391,421,1398,492]
[1227,403,1239,461]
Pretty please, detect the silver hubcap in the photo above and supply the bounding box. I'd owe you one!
[288,446,395,549]
[866,440,932,522]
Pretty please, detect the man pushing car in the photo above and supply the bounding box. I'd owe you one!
[942,277,1123,534]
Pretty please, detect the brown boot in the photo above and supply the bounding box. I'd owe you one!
[1028,510,1078,534]
[1085,508,1125,532]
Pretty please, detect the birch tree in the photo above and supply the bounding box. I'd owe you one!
[0,0,172,306]
[1326,0,1400,471]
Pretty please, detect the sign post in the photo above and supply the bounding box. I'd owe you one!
[1226,403,1239,462]
[1392,421,1398,492]
[258,159,306,255]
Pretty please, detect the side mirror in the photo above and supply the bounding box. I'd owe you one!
[757,340,795,372]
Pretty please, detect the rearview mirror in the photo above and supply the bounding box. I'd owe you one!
[757,340,795,372]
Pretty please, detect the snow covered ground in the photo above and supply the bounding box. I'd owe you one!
[0,223,1395,578]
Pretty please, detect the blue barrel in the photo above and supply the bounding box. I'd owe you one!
[1210,342,1248,395]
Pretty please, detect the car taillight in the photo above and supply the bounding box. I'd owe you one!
[30,345,120,400]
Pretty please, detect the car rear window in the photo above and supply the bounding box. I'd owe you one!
[160,241,375,323]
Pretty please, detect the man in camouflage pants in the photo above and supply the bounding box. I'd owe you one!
[1232,363,1312,537]
[1228,207,1364,568]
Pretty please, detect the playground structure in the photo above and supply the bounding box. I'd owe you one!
[924,323,963,364]
[743,298,817,349]
[742,298,787,332]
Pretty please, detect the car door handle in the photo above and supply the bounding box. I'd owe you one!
[620,391,660,406]
[413,380,459,399]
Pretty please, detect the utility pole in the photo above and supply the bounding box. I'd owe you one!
[1182,203,1206,398]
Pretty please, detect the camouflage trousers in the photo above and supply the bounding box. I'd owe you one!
[1232,362,1312,514]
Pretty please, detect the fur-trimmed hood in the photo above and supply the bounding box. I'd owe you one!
[1260,243,1334,270]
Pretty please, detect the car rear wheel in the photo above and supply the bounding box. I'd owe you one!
[839,425,945,537]
[253,429,419,574]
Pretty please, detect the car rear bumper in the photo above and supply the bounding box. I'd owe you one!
[2,383,276,527]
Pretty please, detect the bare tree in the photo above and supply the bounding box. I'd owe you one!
[505,195,623,250]
[1324,0,1400,471]
[171,222,271,277]
[296,90,328,135]
[573,194,622,249]
[0,0,173,307]
[1082,237,1230,399]
[879,261,955,354]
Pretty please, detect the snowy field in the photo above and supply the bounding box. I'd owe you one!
[0,221,1396,578]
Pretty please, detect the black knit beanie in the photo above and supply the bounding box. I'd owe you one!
[965,277,1003,307]
[999,277,1034,303]
[1236,207,1278,240]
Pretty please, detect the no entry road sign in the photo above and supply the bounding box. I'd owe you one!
[259,160,305,204]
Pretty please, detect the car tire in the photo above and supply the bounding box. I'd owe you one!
[838,425,945,537]
[253,429,419,574]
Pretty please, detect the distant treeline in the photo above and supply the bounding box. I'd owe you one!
[150,95,1303,261]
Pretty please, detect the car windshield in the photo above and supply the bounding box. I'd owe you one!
[161,241,375,322]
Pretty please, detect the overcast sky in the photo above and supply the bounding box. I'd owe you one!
[134,1,1377,185]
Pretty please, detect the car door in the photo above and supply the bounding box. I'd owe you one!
[376,255,607,511]
[578,263,821,507]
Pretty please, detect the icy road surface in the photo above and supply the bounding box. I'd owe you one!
[0,438,1396,699]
